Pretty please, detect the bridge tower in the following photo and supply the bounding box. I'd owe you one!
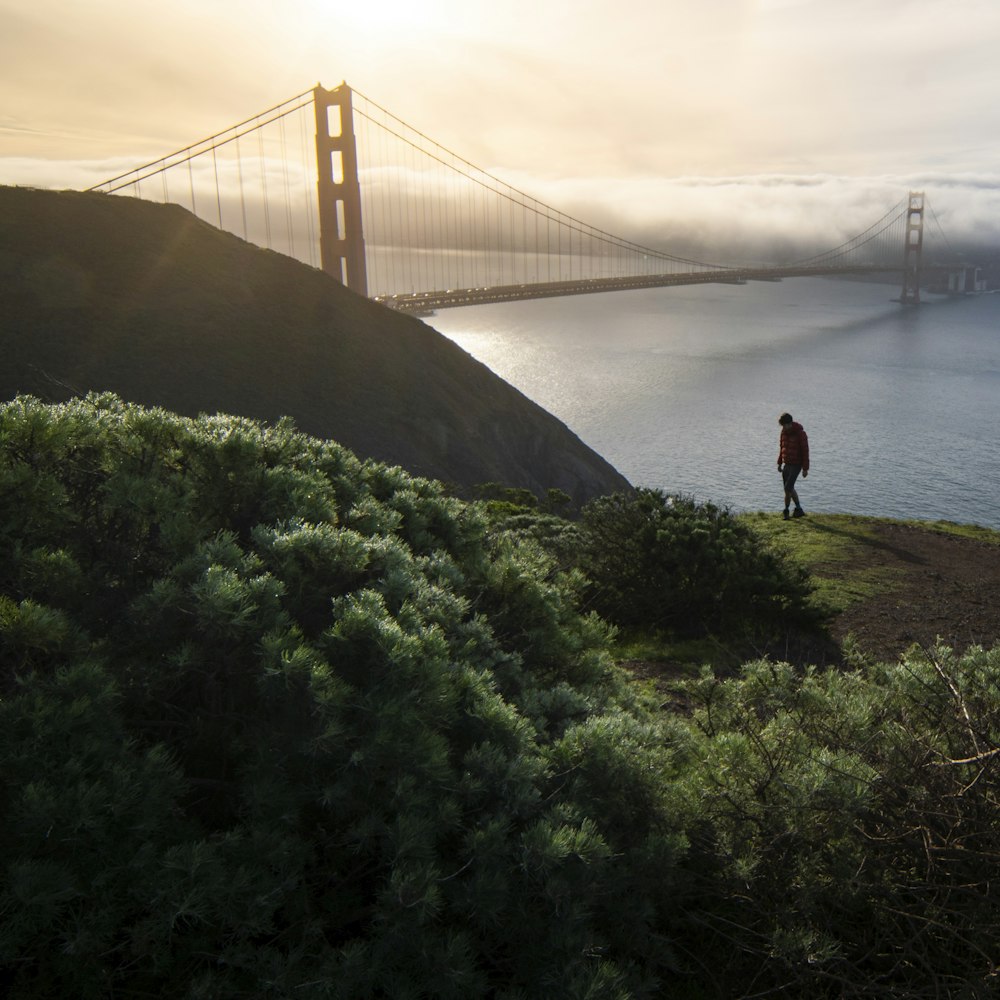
[314,83,368,296]
[899,191,924,305]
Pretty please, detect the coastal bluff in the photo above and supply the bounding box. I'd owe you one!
[0,186,629,506]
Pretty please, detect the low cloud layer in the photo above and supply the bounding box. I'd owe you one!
[4,0,1000,271]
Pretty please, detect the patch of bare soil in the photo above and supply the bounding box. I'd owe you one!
[623,522,1000,689]
[826,521,1000,663]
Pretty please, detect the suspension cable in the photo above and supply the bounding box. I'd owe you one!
[87,91,314,194]
[351,89,733,272]
[789,198,909,266]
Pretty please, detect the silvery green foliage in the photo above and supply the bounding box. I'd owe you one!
[0,394,681,999]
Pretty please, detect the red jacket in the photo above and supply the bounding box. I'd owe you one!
[778,422,809,472]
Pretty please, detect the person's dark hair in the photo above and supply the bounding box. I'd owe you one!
[779,412,793,425]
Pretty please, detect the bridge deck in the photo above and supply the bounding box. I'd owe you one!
[377,265,902,314]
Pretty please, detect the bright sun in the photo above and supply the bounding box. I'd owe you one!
[302,0,463,42]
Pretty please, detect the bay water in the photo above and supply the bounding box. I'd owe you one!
[429,277,1000,530]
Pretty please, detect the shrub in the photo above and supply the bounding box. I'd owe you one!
[675,647,1000,998]
[0,394,683,999]
[575,489,821,640]
[6,395,1000,1000]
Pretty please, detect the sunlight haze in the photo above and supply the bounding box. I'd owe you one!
[3,0,1000,251]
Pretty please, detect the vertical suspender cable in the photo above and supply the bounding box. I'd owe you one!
[448,154,459,289]
[212,146,222,228]
[298,102,317,268]
[496,176,503,286]
[188,158,197,216]
[235,133,248,241]
[383,113,398,294]
[508,180,515,283]
[402,123,411,291]
[446,148,457,290]
[360,105,379,294]
[279,114,295,258]
[419,129,429,291]
[258,125,272,248]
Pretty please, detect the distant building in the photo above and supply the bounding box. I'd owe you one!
[925,262,993,295]
[946,265,987,294]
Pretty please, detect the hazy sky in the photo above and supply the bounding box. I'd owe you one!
[3,0,1000,253]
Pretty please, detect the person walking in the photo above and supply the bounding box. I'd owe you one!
[777,412,809,519]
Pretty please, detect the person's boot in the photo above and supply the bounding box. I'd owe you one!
[782,508,790,520]
[793,506,806,518]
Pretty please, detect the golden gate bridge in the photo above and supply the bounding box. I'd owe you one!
[88,83,956,313]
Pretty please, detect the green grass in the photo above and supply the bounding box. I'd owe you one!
[744,511,1000,619]
[614,512,1000,676]
[742,511,908,615]
[608,512,897,674]
[612,631,744,675]
[898,518,1000,544]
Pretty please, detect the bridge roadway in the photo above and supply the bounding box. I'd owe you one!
[376,264,902,314]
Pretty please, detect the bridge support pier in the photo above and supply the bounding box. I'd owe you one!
[900,191,924,305]
[314,83,368,296]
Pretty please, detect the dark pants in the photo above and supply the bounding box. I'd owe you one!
[782,464,802,493]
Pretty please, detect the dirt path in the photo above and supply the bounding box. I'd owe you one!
[826,521,1000,662]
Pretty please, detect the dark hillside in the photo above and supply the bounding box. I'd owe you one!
[0,185,629,505]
